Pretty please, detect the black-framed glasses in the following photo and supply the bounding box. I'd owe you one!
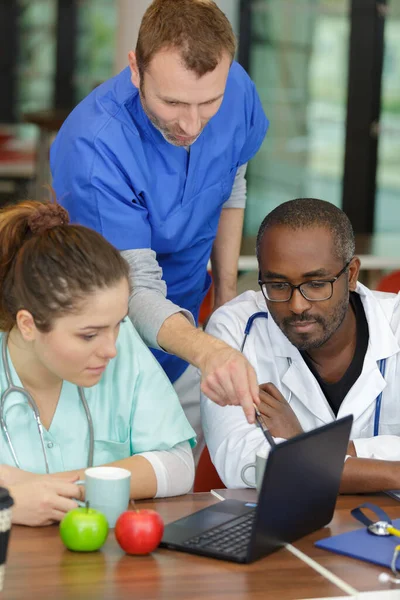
[258,260,351,303]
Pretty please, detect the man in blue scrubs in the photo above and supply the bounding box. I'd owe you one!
[50,0,269,454]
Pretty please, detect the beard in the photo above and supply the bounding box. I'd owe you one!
[270,292,350,352]
[139,86,203,147]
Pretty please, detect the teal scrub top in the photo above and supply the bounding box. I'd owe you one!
[0,322,196,474]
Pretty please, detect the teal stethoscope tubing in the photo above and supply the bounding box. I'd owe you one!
[241,311,386,437]
[0,334,94,473]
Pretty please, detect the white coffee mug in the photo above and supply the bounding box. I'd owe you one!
[77,466,131,528]
[240,449,268,492]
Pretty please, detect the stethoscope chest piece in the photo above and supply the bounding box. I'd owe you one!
[368,521,392,536]
[352,502,400,582]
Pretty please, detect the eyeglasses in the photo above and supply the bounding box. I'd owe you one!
[258,261,351,303]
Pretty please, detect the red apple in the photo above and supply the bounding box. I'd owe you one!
[115,509,164,555]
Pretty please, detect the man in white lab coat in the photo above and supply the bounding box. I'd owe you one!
[201,198,400,491]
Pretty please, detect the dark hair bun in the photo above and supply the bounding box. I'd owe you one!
[27,203,70,235]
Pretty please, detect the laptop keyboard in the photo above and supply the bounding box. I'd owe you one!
[183,511,256,557]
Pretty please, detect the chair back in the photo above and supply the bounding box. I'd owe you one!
[193,446,225,493]
[376,270,400,293]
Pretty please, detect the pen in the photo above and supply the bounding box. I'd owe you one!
[253,403,276,447]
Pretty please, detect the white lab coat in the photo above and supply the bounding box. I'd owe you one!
[201,283,400,488]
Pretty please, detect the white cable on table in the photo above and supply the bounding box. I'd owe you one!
[209,491,359,596]
[286,543,359,596]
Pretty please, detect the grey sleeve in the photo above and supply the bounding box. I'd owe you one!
[222,163,247,209]
[121,249,195,350]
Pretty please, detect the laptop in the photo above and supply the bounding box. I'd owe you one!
[160,415,353,563]
[385,489,400,502]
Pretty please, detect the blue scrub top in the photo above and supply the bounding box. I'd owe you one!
[50,61,269,383]
[0,323,195,474]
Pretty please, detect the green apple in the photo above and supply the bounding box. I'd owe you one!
[60,505,109,552]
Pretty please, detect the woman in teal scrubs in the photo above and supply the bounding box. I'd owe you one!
[0,199,195,526]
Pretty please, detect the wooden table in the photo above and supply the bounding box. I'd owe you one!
[3,491,400,599]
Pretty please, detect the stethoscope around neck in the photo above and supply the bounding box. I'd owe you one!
[0,334,94,473]
[240,311,386,437]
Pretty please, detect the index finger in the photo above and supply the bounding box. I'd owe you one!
[230,360,259,424]
[247,361,261,407]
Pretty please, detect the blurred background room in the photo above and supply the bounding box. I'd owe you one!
[0,0,399,291]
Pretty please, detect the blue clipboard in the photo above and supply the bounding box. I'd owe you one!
[315,517,400,569]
